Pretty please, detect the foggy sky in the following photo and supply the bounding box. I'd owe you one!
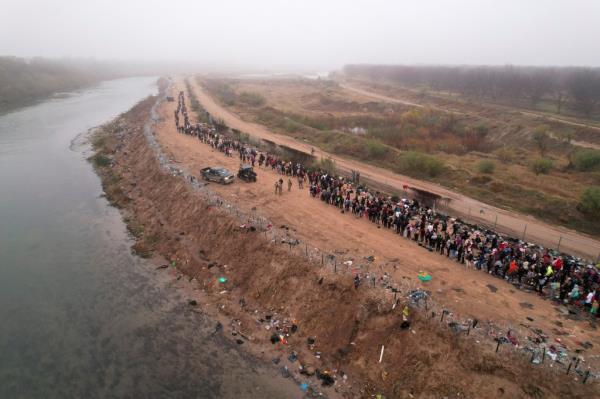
[1,0,599,71]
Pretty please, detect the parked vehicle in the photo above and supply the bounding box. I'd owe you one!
[237,165,257,182]
[201,167,235,184]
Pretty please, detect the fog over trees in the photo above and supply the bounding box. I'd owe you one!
[0,57,122,111]
[344,65,600,117]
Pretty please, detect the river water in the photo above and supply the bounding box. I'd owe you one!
[0,78,297,398]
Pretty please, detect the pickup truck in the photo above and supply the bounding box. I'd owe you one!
[201,167,235,184]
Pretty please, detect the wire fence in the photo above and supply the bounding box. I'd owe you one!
[144,85,599,384]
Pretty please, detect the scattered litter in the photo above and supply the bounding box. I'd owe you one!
[218,277,227,284]
[301,365,316,376]
[299,383,309,392]
[417,271,431,281]
[408,289,428,303]
[156,264,168,270]
[317,370,335,386]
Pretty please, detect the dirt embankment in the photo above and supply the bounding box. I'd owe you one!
[89,93,598,398]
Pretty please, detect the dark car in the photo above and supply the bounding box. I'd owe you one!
[201,167,235,184]
[237,165,257,182]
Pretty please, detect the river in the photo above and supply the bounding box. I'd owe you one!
[0,77,297,398]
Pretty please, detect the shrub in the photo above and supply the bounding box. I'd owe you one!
[531,158,553,175]
[365,139,388,159]
[317,157,336,174]
[475,125,489,138]
[281,118,302,133]
[579,187,600,216]
[573,149,600,171]
[477,160,495,174]
[532,125,550,157]
[239,91,266,107]
[399,151,445,177]
[90,153,111,168]
[494,147,516,163]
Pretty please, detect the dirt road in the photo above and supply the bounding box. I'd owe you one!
[340,82,467,116]
[186,77,600,260]
[155,80,600,358]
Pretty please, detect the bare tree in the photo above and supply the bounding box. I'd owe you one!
[532,125,550,157]
[568,69,600,117]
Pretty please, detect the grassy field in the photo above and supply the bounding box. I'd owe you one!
[199,76,600,236]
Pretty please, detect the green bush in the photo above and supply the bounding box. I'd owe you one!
[239,91,266,107]
[365,139,388,159]
[475,125,489,138]
[531,158,553,175]
[573,149,600,171]
[477,160,495,174]
[579,186,600,216]
[90,153,111,168]
[316,157,336,174]
[494,147,516,163]
[399,151,445,177]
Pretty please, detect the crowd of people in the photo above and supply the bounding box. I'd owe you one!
[174,90,190,133]
[173,92,600,318]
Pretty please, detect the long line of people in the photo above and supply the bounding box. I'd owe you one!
[173,92,600,318]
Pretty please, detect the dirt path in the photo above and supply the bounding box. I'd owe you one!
[155,80,600,360]
[186,77,600,260]
[340,82,467,116]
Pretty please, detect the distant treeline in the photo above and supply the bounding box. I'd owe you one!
[343,64,600,117]
[0,57,126,113]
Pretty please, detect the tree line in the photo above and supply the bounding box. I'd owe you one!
[0,57,126,113]
[343,64,600,117]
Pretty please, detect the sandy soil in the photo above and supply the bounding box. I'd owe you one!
[187,77,600,262]
[156,80,600,360]
[91,84,600,398]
